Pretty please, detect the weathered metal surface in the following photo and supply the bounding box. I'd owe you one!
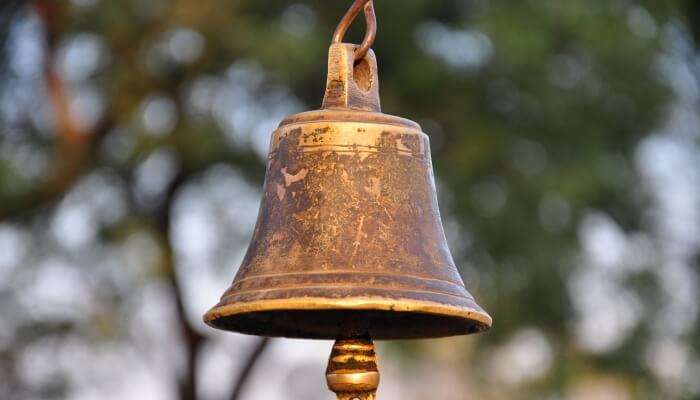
[326,338,379,400]
[322,43,380,111]
[204,43,491,340]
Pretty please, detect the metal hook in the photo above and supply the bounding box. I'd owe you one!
[332,0,377,62]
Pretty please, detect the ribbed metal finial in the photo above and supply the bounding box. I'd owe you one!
[326,338,380,400]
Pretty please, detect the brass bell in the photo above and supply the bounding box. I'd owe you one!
[204,1,490,398]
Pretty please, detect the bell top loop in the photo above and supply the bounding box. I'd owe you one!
[321,43,381,112]
[332,0,377,62]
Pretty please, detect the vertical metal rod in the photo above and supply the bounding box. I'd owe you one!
[326,338,380,400]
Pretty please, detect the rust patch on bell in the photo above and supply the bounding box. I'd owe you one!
[282,167,309,186]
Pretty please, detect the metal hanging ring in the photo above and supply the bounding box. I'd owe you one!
[332,0,377,61]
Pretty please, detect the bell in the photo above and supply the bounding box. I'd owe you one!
[204,1,490,397]
[204,38,491,338]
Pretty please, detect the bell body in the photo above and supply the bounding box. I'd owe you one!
[204,44,491,340]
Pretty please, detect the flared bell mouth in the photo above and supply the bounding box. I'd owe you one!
[203,296,492,340]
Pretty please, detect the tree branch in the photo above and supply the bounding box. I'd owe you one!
[1,1,114,220]
[229,337,271,400]
[152,169,206,400]
[152,166,271,400]
[9,5,272,400]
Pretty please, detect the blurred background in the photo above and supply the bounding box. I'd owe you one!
[0,0,699,399]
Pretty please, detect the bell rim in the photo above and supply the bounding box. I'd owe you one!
[203,296,492,339]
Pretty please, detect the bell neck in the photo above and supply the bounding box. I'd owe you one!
[322,43,382,113]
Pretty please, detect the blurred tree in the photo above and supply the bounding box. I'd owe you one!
[0,1,698,400]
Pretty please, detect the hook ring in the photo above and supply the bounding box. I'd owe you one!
[332,0,377,61]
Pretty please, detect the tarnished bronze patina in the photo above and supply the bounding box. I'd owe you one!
[204,41,491,339]
[204,1,490,398]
